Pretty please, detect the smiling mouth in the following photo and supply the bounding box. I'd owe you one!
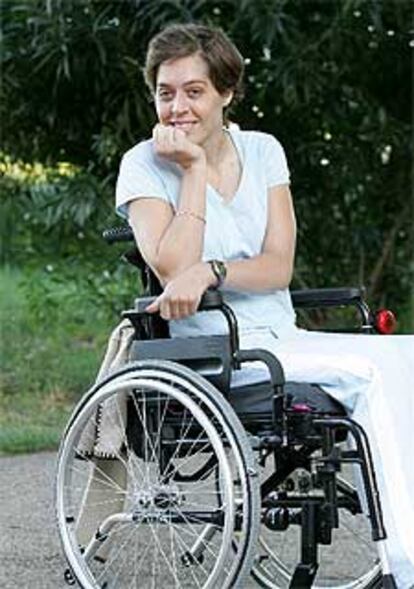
[169,121,198,131]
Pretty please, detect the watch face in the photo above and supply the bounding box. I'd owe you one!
[216,261,226,280]
[210,260,226,287]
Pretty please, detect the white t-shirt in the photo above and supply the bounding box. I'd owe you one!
[116,127,297,337]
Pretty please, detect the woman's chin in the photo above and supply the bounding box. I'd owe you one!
[185,129,202,144]
[182,124,200,137]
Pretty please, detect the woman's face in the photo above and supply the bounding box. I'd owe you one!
[155,52,231,145]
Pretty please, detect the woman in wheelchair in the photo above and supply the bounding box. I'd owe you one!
[56,23,414,589]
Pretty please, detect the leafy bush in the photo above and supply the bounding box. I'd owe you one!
[0,153,116,264]
[1,0,413,328]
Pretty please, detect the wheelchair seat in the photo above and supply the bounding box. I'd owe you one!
[228,379,347,445]
[228,380,346,417]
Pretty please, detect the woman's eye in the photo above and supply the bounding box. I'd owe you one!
[158,91,173,101]
[187,89,202,98]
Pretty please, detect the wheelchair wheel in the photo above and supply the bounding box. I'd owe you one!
[56,360,260,589]
[252,455,382,588]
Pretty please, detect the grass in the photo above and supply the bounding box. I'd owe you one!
[0,266,114,455]
[0,425,65,455]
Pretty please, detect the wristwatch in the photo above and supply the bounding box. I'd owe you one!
[208,260,227,289]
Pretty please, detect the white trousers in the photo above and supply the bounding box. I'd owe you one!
[233,328,414,589]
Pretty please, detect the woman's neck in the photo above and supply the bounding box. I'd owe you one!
[202,127,229,169]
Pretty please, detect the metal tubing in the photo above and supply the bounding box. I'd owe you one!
[83,512,135,562]
[313,417,386,540]
[186,524,218,560]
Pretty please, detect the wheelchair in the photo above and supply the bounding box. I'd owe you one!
[56,226,396,589]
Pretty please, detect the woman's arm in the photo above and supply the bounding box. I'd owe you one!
[128,126,208,284]
[145,184,296,320]
[224,184,296,291]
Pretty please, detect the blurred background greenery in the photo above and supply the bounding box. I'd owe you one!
[1,0,413,453]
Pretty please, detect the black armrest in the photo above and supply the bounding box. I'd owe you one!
[126,288,241,362]
[291,287,373,330]
[290,287,365,309]
[132,289,223,315]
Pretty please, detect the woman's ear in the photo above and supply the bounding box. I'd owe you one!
[223,91,234,107]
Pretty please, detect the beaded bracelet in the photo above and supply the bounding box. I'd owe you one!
[175,209,206,224]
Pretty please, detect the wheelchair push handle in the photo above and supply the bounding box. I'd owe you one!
[102,226,134,244]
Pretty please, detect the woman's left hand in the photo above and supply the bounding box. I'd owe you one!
[145,262,216,320]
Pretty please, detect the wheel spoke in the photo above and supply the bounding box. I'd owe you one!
[57,367,259,589]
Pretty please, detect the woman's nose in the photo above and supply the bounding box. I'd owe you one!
[171,91,189,115]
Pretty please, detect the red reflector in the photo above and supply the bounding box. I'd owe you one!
[375,309,397,335]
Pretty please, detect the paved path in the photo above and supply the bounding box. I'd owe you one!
[0,452,376,588]
[0,453,263,588]
[0,452,66,588]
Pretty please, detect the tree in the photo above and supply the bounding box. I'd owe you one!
[1,0,413,327]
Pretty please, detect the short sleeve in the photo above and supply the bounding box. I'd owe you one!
[115,152,170,219]
[263,135,290,188]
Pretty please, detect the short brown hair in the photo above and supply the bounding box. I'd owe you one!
[144,23,244,104]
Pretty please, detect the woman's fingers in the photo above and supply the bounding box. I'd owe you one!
[145,297,161,313]
[156,294,199,320]
[162,296,186,320]
[167,297,181,320]
[145,264,205,320]
[154,124,174,149]
[153,124,191,161]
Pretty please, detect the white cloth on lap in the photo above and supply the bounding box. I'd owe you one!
[236,327,414,589]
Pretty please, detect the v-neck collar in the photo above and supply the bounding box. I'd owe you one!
[207,127,245,206]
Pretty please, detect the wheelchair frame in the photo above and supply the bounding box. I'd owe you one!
[56,227,397,589]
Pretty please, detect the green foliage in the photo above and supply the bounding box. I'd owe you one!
[0,267,107,396]
[0,266,122,454]
[1,0,413,329]
[1,0,155,167]
[0,152,140,317]
[0,153,116,264]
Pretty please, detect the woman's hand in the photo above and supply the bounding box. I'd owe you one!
[153,124,206,169]
[145,262,216,320]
